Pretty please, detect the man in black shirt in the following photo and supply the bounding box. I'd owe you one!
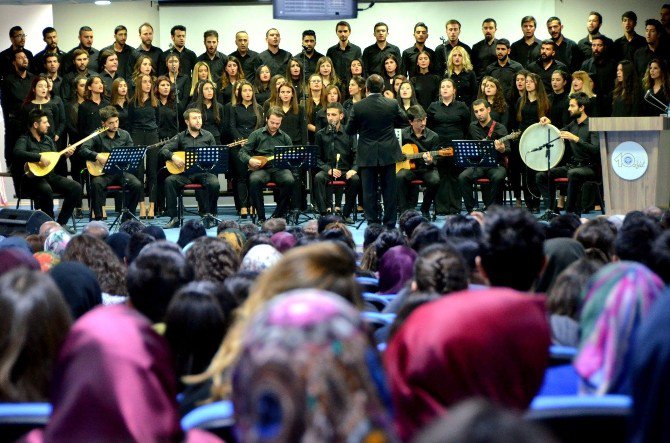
[326,21,362,84]
[397,105,440,218]
[79,106,142,220]
[33,27,65,75]
[43,54,65,100]
[580,35,617,117]
[63,26,99,74]
[229,31,259,83]
[459,99,509,213]
[136,23,162,72]
[546,17,583,73]
[197,30,227,84]
[472,18,499,80]
[362,22,402,77]
[537,92,599,215]
[61,49,97,101]
[511,16,541,68]
[577,11,613,60]
[14,109,81,232]
[434,19,473,77]
[99,49,119,97]
[159,25,197,77]
[527,40,568,91]
[484,39,523,104]
[634,20,669,77]
[161,108,221,229]
[1,49,34,170]
[239,106,294,222]
[313,103,359,222]
[296,30,323,79]
[401,22,436,78]
[0,26,34,79]
[102,25,136,81]
[614,11,647,63]
[258,28,292,77]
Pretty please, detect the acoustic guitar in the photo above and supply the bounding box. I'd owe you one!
[166,138,247,175]
[396,144,454,173]
[86,137,173,177]
[24,127,107,177]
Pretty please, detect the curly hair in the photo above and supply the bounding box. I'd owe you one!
[185,237,240,283]
[63,235,128,296]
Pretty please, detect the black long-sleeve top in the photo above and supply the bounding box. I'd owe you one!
[279,106,308,145]
[562,117,599,167]
[14,132,57,164]
[66,101,81,143]
[315,125,357,172]
[1,72,35,120]
[22,100,65,141]
[79,128,134,161]
[426,100,471,144]
[218,83,233,105]
[401,45,437,77]
[239,126,292,163]
[401,126,440,171]
[549,92,570,129]
[159,129,215,162]
[468,119,511,165]
[412,73,440,111]
[517,99,540,132]
[228,50,260,83]
[326,42,362,84]
[200,103,225,141]
[128,99,158,132]
[114,103,129,131]
[230,103,261,140]
[77,98,110,137]
[258,48,292,76]
[157,101,181,139]
[448,70,478,107]
[510,37,541,68]
[362,42,402,77]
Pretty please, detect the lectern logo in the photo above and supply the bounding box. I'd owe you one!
[611,141,648,181]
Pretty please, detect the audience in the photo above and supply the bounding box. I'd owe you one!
[50,261,102,320]
[185,237,239,283]
[535,238,585,293]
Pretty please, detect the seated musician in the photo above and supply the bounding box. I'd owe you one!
[397,105,440,218]
[536,92,600,216]
[238,106,294,223]
[14,109,82,234]
[458,99,509,213]
[160,108,221,229]
[79,106,142,221]
[313,102,360,223]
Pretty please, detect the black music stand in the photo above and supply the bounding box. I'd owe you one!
[525,130,562,220]
[102,146,147,231]
[182,145,229,226]
[274,145,317,225]
[454,140,498,211]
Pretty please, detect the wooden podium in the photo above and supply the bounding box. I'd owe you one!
[589,116,670,215]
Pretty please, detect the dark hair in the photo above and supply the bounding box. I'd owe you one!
[589,11,603,24]
[521,16,537,27]
[194,80,221,125]
[317,214,341,234]
[613,59,641,107]
[142,225,166,241]
[404,215,428,239]
[546,213,581,239]
[615,215,662,266]
[63,235,128,296]
[374,22,388,32]
[336,21,351,31]
[177,219,207,248]
[78,26,92,35]
[366,74,385,93]
[42,27,56,38]
[546,17,561,25]
[171,25,186,36]
[164,282,228,377]
[302,29,316,38]
[125,232,155,264]
[621,11,637,23]
[399,210,422,236]
[650,231,670,284]
[0,269,72,401]
[574,218,617,261]
[541,39,557,51]
[374,228,406,260]
[443,214,482,240]
[446,19,461,28]
[472,98,491,109]
[547,257,603,318]
[483,18,497,27]
[203,29,218,39]
[414,243,468,294]
[414,22,428,32]
[114,25,127,34]
[185,237,239,283]
[479,207,546,291]
[497,38,511,48]
[645,19,663,34]
[217,220,240,234]
[406,104,426,121]
[27,108,47,127]
[363,223,384,249]
[409,223,446,252]
[446,237,481,282]
[127,248,194,323]
[221,270,258,306]
[139,22,153,33]
[266,105,285,119]
[99,105,119,122]
[119,219,144,236]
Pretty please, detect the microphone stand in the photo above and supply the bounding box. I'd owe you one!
[644,89,670,116]
[530,128,562,220]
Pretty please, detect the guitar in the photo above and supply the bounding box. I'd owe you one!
[396,144,454,173]
[496,130,521,144]
[24,127,108,177]
[86,137,174,177]
[166,138,247,175]
[248,154,274,171]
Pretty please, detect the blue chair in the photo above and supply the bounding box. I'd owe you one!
[181,400,234,440]
[549,345,578,366]
[362,292,394,311]
[361,311,396,330]
[0,402,51,442]
[356,276,379,292]
[525,395,632,443]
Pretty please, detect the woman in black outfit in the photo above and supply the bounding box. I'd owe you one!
[156,75,181,215]
[641,58,669,116]
[218,56,244,106]
[315,85,344,132]
[165,53,190,116]
[128,73,159,219]
[478,76,509,126]
[549,70,570,128]
[412,50,440,111]
[110,78,130,131]
[286,57,306,103]
[446,46,478,107]
[612,60,642,117]
[273,83,307,144]
[253,65,272,106]
[192,80,226,144]
[343,75,365,115]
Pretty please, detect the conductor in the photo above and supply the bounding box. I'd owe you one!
[345,74,406,227]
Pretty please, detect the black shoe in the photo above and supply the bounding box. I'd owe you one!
[60,223,76,235]
[163,217,180,229]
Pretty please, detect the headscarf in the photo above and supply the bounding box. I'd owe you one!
[143,225,166,241]
[33,251,60,272]
[0,236,32,253]
[377,246,417,294]
[50,262,102,320]
[0,248,40,275]
[24,304,221,442]
[44,231,71,258]
[270,231,296,253]
[384,288,550,441]
[106,232,130,262]
[630,288,670,443]
[232,289,395,442]
[535,238,585,293]
[574,261,664,395]
[239,244,282,273]
[217,228,245,255]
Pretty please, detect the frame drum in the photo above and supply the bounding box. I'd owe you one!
[519,123,565,171]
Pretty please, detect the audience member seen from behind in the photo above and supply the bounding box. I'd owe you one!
[50,261,102,320]
[185,237,240,284]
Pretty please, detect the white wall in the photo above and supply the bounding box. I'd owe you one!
[0,5,52,54]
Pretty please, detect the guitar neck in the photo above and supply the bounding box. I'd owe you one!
[404,149,445,160]
[58,128,107,155]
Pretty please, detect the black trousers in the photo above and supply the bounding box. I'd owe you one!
[434,162,462,215]
[131,130,159,202]
[313,170,361,217]
[90,173,142,218]
[164,172,220,218]
[22,173,83,224]
[248,167,295,220]
[458,166,507,212]
[396,167,440,213]
[536,165,597,214]
[360,164,397,228]
[230,145,249,210]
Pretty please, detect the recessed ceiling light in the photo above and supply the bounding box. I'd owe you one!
[95,0,111,5]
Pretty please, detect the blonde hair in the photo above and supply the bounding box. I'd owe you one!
[190,61,213,96]
[570,71,596,98]
[446,46,474,77]
[316,56,340,89]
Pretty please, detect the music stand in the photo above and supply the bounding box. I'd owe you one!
[274,145,317,225]
[102,146,147,231]
[454,140,499,212]
[182,146,229,226]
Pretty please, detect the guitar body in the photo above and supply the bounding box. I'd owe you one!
[24,152,63,177]
[396,144,419,173]
[86,152,110,177]
[248,155,274,171]
[166,151,186,175]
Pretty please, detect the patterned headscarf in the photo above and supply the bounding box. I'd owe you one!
[574,261,665,395]
[239,244,282,273]
[33,251,60,272]
[44,230,72,259]
[218,228,245,255]
[232,289,395,442]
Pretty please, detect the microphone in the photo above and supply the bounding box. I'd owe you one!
[644,89,669,113]
[335,153,340,171]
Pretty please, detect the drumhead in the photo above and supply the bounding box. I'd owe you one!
[519,123,565,171]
